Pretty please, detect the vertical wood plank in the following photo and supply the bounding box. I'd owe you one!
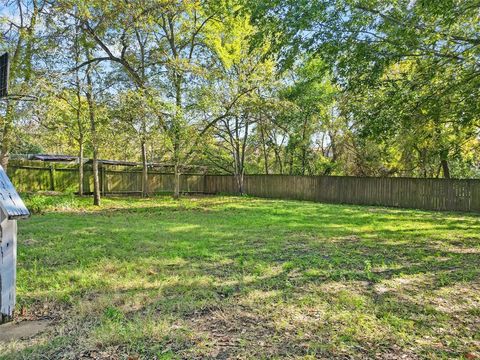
[0,218,17,323]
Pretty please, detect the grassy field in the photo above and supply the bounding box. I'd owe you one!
[1,194,479,359]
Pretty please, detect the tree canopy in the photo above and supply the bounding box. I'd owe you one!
[1,0,479,198]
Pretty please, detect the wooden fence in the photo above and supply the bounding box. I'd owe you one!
[6,160,480,212]
[205,175,480,212]
[6,160,205,195]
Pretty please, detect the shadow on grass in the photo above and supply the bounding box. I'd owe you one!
[5,197,480,359]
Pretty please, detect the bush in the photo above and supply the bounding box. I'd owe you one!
[23,193,83,214]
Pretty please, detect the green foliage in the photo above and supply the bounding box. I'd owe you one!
[250,0,480,178]
[2,0,480,180]
[276,57,339,175]
[23,193,82,214]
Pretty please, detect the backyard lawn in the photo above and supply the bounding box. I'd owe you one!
[1,195,479,359]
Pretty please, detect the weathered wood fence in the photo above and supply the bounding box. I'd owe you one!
[7,160,480,212]
[204,175,480,212]
[7,160,205,194]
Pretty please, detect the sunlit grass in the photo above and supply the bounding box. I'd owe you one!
[1,195,479,359]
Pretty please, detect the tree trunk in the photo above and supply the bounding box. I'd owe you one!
[259,126,269,175]
[233,152,243,195]
[301,118,308,175]
[78,141,84,196]
[173,162,181,199]
[141,140,148,197]
[86,63,100,206]
[172,70,183,200]
[0,103,14,171]
[75,59,84,196]
[92,157,101,206]
[441,159,450,179]
[273,145,283,174]
[329,131,338,163]
[301,147,307,175]
[74,13,84,197]
[235,172,244,195]
[420,149,428,178]
[289,150,294,175]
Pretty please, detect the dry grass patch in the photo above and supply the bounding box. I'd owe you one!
[0,195,479,359]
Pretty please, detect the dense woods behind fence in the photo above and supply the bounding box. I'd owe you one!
[7,160,480,212]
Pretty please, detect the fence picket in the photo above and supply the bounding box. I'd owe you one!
[7,160,480,212]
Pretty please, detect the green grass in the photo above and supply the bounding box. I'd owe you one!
[1,194,479,359]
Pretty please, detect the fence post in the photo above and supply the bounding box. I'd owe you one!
[49,164,55,191]
[203,169,208,194]
[100,164,106,195]
[472,180,480,212]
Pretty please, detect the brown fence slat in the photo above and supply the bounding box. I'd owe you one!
[204,174,480,212]
[6,160,480,212]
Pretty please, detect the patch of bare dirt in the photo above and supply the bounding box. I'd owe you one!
[187,305,284,359]
[0,319,51,342]
[76,346,134,360]
[17,300,68,322]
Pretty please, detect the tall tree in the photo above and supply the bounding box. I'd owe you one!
[0,0,41,170]
[204,13,276,192]
[115,90,159,197]
[84,47,101,205]
[250,0,480,177]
